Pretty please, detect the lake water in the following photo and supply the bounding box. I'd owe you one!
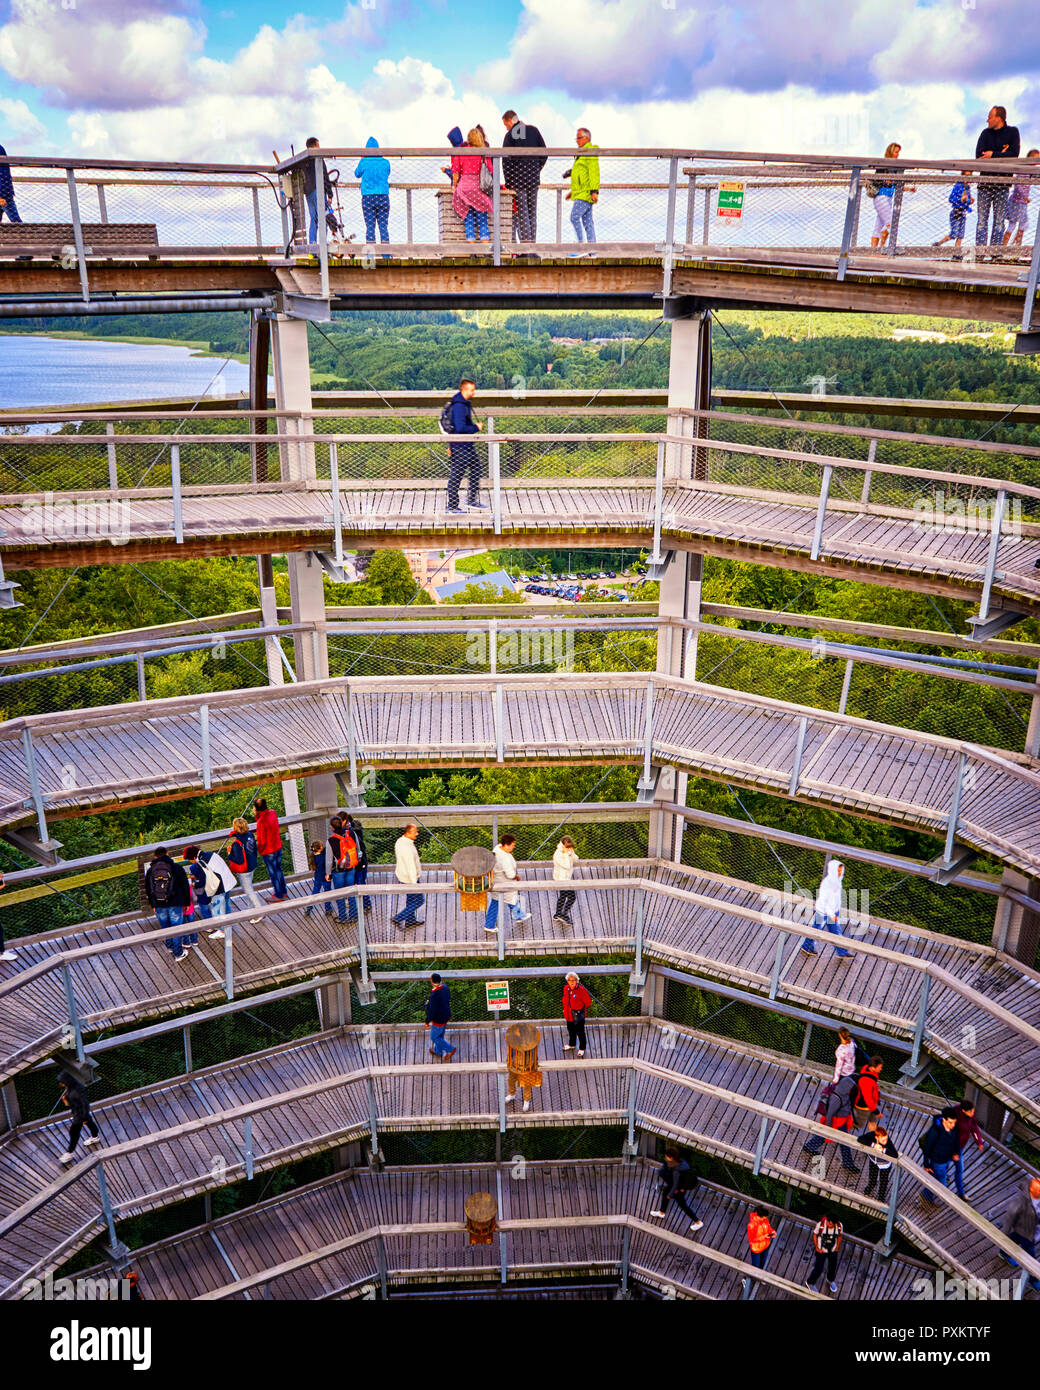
[0,334,254,410]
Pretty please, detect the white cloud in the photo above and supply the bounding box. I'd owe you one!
[0,97,48,144]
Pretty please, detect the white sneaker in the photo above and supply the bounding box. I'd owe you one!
[249,916,263,924]
[505,1094,516,1103]
[58,1152,75,1164]
[483,924,499,933]
[174,951,188,962]
[515,913,532,923]
[208,929,225,940]
[563,1045,574,1051]
[84,1135,101,1147]
[650,1210,665,1219]
[522,1100,530,1111]
[576,1050,585,1058]
[690,1220,703,1231]
[828,1281,838,1293]
[0,949,16,961]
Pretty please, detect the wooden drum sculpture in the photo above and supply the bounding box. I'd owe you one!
[505,1021,542,1111]
[450,845,497,912]
[464,1191,498,1246]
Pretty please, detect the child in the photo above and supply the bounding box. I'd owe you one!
[934,172,973,250]
[1004,150,1039,248]
[304,839,333,917]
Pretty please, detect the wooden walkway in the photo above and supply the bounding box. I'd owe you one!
[4,482,1040,614]
[3,859,1040,1123]
[2,674,1039,873]
[1,1020,1037,1298]
[78,1161,934,1301]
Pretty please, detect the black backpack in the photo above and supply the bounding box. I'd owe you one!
[150,860,173,905]
[438,400,456,435]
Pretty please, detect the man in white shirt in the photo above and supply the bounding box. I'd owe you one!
[484,832,532,934]
[392,823,424,928]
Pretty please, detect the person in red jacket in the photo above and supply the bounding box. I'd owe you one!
[851,1058,883,1132]
[743,1206,777,1287]
[254,797,288,901]
[952,1097,986,1199]
[562,971,593,1056]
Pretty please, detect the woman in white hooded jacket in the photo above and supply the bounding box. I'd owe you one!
[800,859,851,958]
[552,836,579,925]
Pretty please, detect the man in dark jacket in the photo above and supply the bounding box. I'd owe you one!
[650,1145,704,1231]
[301,135,333,245]
[857,1120,899,1202]
[445,377,485,514]
[803,1073,860,1173]
[502,111,547,243]
[1001,1177,1040,1291]
[424,973,456,1060]
[144,847,195,962]
[58,1072,101,1164]
[0,144,21,223]
[920,1107,960,1204]
[975,106,1021,247]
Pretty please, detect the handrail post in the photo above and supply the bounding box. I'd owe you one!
[883,1165,901,1249]
[199,704,211,790]
[376,1233,388,1300]
[684,172,697,244]
[620,1224,631,1295]
[752,1114,770,1176]
[96,1158,118,1249]
[498,1070,507,1133]
[555,187,563,242]
[223,924,234,1001]
[650,441,665,563]
[702,184,711,244]
[405,188,414,244]
[944,752,968,863]
[21,726,51,848]
[626,1067,638,1153]
[767,931,786,1000]
[251,186,263,248]
[837,658,855,715]
[640,679,655,794]
[976,488,1006,625]
[494,682,504,764]
[837,165,861,281]
[633,889,645,983]
[346,685,359,800]
[488,619,498,676]
[664,155,679,247]
[96,182,109,225]
[65,168,91,303]
[357,896,369,993]
[243,1116,254,1181]
[888,184,904,255]
[492,156,502,266]
[105,422,118,491]
[183,1024,193,1074]
[788,715,809,795]
[61,959,85,1062]
[170,443,184,543]
[810,464,833,560]
[859,438,877,505]
[366,1075,380,1157]
[1021,206,1040,332]
[488,414,501,534]
[329,441,344,565]
[910,972,932,1071]
[135,653,147,701]
[314,155,330,298]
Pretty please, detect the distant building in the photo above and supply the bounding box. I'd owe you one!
[433,569,517,602]
[404,549,457,594]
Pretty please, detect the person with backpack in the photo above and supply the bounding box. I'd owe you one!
[442,377,485,516]
[745,1206,777,1271]
[57,1071,101,1165]
[552,835,579,926]
[183,844,222,922]
[851,1057,884,1132]
[832,1026,860,1082]
[196,844,237,936]
[424,972,456,1060]
[327,815,360,924]
[805,1215,843,1294]
[391,822,424,927]
[1001,1177,1040,1291]
[650,1144,704,1231]
[562,971,592,1057]
[919,1107,961,1205]
[802,1072,861,1173]
[144,846,195,962]
[800,859,851,958]
[227,818,264,912]
[254,797,288,902]
[304,839,334,917]
[346,814,372,911]
[858,1119,899,1202]
[484,832,532,936]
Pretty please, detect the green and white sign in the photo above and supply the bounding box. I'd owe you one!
[486,980,511,1012]
[717,181,746,219]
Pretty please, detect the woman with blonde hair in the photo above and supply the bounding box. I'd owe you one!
[451,126,495,242]
[869,142,916,248]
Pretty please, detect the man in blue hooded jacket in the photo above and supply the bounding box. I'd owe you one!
[445,377,486,514]
[0,144,21,223]
[354,137,391,244]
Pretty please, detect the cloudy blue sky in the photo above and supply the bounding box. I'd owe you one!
[1,0,1038,161]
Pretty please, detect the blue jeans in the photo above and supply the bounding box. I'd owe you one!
[0,197,21,223]
[305,875,333,915]
[156,905,196,957]
[209,893,228,918]
[484,896,526,932]
[952,1152,968,1198]
[923,1161,951,1203]
[749,1250,767,1269]
[196,901,213,920]
[463,208,489,240]
[429,1024,455,1057]
[332,867,356,922]
[975,184,1009,246]
[263,850,287,899]
[354,861,372,910]
[361,193,390,241]
[570,199,596,242]
[802,911,850,957]
[394,891,424,925]
[1002,1234,1040,1289]
[306,190,331,243]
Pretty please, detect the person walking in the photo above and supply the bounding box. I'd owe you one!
[650,1145,704,1231]
[868,143,909,249]
[346,814,372,911]
[802,1072,861,1174]
[562,971,592,1057]
[805,1215,843,1294]
[304,838,334,917]
[552,834,579,926]
[800,859,851,957]
[354,136,391,245]
[227,817,264,914]
[919,1107,961,1205]
[501,110,547,242]
[1001,1177,1040,1291]
[484,832,532,935]
[745,1206,777,1272]
[144,846,196,962]
[254,798,288,902]
[424,972,456,1060]
[392,822,425,927]
[832,1026,858,1082]
[851,1057,884,1132]
[327,815,359,924]
[952,1097,986,1199]
[0,867,15,961]
[197,843,237,938]
[57,1072,101,1165]
[566,127,600,245]
[0,144,20,223]
[975,106,1021,248]
[301,136,333,245]
[444,377,485,515]
[934,172,974,251]
[451,127,494,242]
[858,1119,899,1202]
[182,845,222,923]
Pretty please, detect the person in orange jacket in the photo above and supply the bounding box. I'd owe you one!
[746,1206,777,1270]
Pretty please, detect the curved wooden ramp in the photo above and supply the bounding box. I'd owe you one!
[1,1021,1036,1299]
[1,675,1038,872]
[78,1162,934,1301]
[3,861,1039,1122]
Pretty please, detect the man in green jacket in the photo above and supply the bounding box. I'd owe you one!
[566,128,600,245]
